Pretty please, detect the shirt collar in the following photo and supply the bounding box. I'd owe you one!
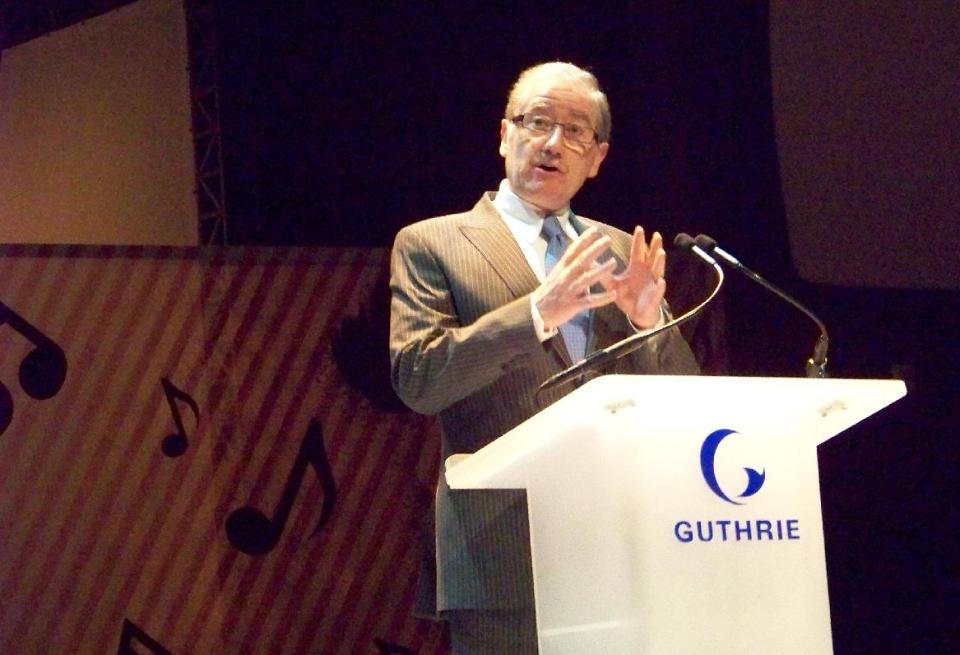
[492,179,573,239]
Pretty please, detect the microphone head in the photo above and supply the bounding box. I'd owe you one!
[673,233,696,251]
[694,234,718,251]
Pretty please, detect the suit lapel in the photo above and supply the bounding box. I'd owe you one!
[459,195,540,300]
[460,195,575,366]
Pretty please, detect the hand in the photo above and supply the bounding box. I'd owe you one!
[532,227,618,330]
[606,226,666,329]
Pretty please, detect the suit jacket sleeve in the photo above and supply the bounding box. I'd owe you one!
[390,222,544,415]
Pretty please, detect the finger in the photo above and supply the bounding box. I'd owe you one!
[630,225,648,265]
[649,231,663,256]
[579,289,617,309]
[563,226,604,261]
[556,231,604,271]
[649,233,663,272]
[595,265,617,290]
[652,247,666,280]
[562,234,612,272]
[573,257,617,290]
[610,250,657,284]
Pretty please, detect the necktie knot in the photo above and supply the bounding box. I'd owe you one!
[541,214,565,242]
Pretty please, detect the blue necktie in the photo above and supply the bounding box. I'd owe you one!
[542,215,590,361]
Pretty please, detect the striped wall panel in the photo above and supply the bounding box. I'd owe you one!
[0,246,447,654]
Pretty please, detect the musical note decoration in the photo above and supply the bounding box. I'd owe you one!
[116,618,173,655]
[374,637,415,655]
[0,383,11,435]
[159,377,199,457]
[0,301,68,435]
[225,418,337,556]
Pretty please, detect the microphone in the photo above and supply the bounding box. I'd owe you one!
[537,233,723,394]
[694,234,829,378]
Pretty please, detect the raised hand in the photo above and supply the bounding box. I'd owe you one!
[606,226,666,329]
[532,227,618,330]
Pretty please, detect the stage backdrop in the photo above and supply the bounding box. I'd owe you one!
[0,0,196,245]
[770,1,960,290]
[0,245,446,654]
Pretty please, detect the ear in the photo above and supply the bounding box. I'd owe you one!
[499,119,509,158]
[587,141,609,178]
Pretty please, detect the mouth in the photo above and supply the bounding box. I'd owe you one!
[536,163,561,173]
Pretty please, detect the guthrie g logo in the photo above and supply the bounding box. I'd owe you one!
[675,428,800,543]
[700,428,765,505]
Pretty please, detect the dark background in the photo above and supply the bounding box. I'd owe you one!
[3,1,957,651]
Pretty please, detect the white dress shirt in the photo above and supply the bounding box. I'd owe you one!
[491,179,574,341]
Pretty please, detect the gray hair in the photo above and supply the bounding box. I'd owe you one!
[505,62,612,143]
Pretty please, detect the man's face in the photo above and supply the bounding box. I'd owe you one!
[499,75,609,214]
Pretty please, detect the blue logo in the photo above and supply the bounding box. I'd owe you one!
[674,429,797,544]
[699,428,766,505]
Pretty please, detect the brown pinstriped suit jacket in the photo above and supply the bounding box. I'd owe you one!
[389,192,699,615]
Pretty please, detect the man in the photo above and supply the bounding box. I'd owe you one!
[390,62,698,653]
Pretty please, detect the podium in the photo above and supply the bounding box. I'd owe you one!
[445,375,906,654]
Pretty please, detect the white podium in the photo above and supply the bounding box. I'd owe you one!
[445,375,906,655]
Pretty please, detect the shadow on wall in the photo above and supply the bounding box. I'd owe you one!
[332,266,408,412]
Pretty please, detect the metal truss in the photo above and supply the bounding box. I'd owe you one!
[184,0,228,245]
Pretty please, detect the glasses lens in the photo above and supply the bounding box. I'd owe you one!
[522,114,553,135]
[519,114,595,148]
[563,124,594,145]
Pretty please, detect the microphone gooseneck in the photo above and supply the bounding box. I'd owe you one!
[537,233,723,394]
[694,234,829,378]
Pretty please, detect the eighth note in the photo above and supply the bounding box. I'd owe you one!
[116,618,173,655]
[225,418,337,556]
[0,384,11,436]
[0,301,68,435]
[160,377,199,457]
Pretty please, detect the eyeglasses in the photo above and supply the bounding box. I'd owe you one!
[511,113,599,149]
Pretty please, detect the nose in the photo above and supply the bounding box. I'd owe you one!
[542,123,564,150]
